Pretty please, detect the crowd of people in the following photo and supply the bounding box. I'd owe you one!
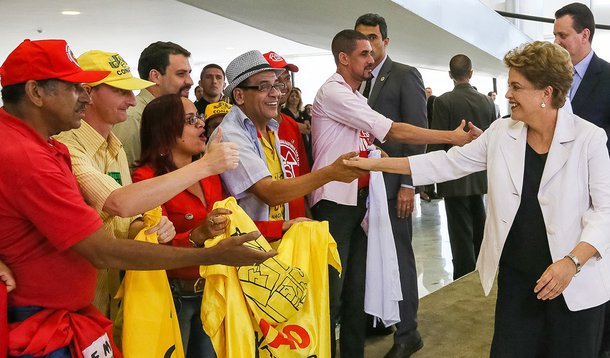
[1,2,610,358]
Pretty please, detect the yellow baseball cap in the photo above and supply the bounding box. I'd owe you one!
[204,101,232,120]
[77,50,155,90]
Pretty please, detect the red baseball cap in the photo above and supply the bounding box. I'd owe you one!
[0,39,110,86]
[263,51,299,72]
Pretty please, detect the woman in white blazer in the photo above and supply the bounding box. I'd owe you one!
[346,41,610,357]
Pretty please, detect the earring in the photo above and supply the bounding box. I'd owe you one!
[540,102,546,108]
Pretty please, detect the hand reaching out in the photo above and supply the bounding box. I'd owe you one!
[207,231,277,266]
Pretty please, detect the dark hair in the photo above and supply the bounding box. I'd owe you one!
[487,91,495,96]
[555,3,595,42]
[137,41,191,80]
[200,64,225,81]
[354,13,388,39]
[331,30,370,66]
[137,94,185,175]
[449,54,472,81]
[1,79,58,104]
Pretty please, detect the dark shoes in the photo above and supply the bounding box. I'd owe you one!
[384,339,424,358]
[366,324,395,337]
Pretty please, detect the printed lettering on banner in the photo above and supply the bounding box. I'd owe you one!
[81,333,113,358]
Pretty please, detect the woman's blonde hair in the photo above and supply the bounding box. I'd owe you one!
[503,41,573,108]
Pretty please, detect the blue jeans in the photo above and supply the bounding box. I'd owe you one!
[173,295,216,358]
[8,306,71,358]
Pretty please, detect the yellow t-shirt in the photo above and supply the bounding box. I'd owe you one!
[258,130,285,221]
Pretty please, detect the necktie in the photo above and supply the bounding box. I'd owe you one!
[363,75,374,98]
[569,69,577,101]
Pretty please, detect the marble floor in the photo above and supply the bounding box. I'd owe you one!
[412,196,454,298]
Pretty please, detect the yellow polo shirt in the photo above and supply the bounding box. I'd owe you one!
[55,121,138,320]
[258,130,285,221]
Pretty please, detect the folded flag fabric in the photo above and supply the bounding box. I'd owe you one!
[201,197,340,357]
[117,207,184,358]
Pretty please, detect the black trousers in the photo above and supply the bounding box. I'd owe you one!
[602,304,610,353]
[443,195,486,280]
[386,198,421,346]
[313,194,368,358]
[491,265,604,358]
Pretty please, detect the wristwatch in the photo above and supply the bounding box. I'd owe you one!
[564,253,581,275]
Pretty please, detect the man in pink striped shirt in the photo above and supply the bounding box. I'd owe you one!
[310,29,480,358]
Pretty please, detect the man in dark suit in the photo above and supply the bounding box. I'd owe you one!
[554,2,610,152]
[429,54,495,281]
[554,3,610,355]
[355,13,427,358]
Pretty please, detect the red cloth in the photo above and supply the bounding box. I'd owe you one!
[1,283,6,358]
[278,113,311,218]
[0,108,102,311]
[357,130,372,189]
[8,306,122,358]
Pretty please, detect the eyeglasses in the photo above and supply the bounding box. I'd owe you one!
[239,82,286,93]
[185,114,204,125]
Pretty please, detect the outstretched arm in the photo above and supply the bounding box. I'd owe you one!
[105,128,239,217]
[249,152,367,207]
[344,157,411,175]
[71,227,276,270]
[385,120,481,147]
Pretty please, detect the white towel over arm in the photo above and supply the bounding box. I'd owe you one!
[362,149,403,327]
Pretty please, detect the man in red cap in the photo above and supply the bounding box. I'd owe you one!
[0,39,275,358]
[263,51,312,219]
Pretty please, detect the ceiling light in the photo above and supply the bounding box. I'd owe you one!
[61,10,81,15]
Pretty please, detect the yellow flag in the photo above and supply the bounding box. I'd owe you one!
[201,197,341,357]
[116,207,185,358]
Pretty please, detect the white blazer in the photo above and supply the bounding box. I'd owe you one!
[410,109,610,311]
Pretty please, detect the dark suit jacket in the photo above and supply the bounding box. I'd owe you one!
[369,56,428,200]
[571,52,610,152]
[429,83,495,197]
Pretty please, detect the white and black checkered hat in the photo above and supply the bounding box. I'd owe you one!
[224,50,284,98]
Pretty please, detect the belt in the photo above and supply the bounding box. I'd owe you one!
[169,277,204,297]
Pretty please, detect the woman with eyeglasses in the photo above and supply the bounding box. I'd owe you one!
[132,94,226,358]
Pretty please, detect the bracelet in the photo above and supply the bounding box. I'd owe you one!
[564,253,581,275]
[188,230,204,248]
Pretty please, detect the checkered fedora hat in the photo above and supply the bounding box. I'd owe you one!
[224,50,284,98]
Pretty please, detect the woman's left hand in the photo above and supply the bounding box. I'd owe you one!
[534,258,577,300]
[204,208,232,239]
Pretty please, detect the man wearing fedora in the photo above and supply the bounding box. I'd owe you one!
[263,50,312,220]
[0,39,275,357]
[211,50,365,237]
